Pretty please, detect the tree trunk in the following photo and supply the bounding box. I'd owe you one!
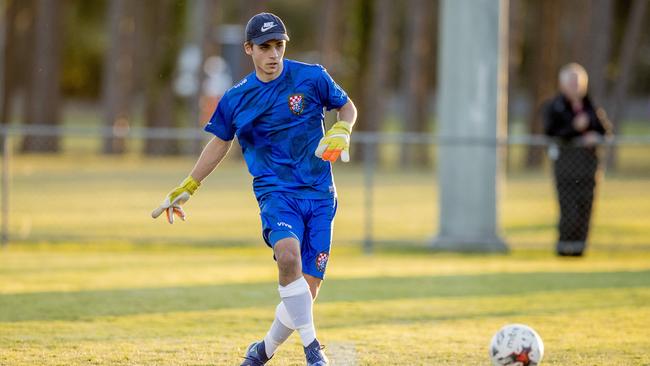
[606,0,647,169]
[357,0,393,162]
[506,0,525,171]
[341,0,370,161]
[319,0,344,71]
[586,0,613,107]
[563,0,592,65]
[525,0,560,168]
[0,1,34,124]
[102,0,135,154]
[141,0,183,155]
[22,0,62,153]
[399,0,432,167]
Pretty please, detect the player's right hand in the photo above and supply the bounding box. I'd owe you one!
[151,176,200,224]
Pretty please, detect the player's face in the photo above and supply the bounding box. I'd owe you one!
[245,40,286,81]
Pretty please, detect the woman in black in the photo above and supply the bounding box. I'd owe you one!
[543,63,610,256]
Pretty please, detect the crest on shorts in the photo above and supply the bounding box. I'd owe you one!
[316,252,329,272]
[288,94,304,115]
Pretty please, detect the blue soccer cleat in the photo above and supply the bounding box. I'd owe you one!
[304,339,329,366]
[240,341,271,366]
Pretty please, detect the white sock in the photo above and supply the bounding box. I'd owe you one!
[263,303,295,358]
[278,277,316,347]
[276,301,296,329]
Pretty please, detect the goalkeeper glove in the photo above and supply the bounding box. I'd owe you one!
[151,176,200,224]
[315,121,352,162]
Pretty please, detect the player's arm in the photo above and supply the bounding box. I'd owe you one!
[152,136,232,223]
[337,99,357,129]
[189,136,233,182]
[316,99,357,162]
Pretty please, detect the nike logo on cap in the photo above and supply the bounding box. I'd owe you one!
[261,22,277,32]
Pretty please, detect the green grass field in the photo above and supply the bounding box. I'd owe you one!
[3,148,650,365]
[8,152,650,248]
[1,244,650,365]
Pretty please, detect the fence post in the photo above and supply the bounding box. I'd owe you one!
[363,137,376,253]
[0,1,6,247]
[1,132,8,247]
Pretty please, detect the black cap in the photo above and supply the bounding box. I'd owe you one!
[245,13,290,45]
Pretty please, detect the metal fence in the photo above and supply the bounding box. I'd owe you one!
[2,124,650,252]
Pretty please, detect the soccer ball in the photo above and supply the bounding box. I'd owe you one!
[489,324,544,366]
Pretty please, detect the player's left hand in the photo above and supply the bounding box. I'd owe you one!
[315,121,352,162]
[151,176,200,224]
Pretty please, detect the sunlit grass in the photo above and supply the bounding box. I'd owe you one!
[9,153,650,248]
[1,244,649,365]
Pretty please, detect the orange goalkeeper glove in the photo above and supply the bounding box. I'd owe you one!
[315,121,352,163]
[151,176,200,224]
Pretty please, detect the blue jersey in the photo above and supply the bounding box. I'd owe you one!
[205,59,349,201]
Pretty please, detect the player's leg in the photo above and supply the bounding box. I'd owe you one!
[303,273,323,299]
[274,237,303,284]
[274,236,319,347]
[242,197,304,365]
[298,197,337,365]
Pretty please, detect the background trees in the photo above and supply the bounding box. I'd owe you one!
[1,0,648,164]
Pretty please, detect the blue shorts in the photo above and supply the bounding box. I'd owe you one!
[259,194,337,279]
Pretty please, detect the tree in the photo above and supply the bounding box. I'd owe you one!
[319,0,344,71]
[139,0,185,155]
[1,0,34,129]
[506,0,525,170]
[358,0,394,161]
[337,0,369,158]
[102,0,135,154]
[22,0,62,153]
[525,0,560,168]
[585,0,614,106]
[606,0,647,168]
[399,0,433,167]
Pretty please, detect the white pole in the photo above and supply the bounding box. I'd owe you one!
[433,0,509,252]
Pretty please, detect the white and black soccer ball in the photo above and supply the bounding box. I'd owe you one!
[489,324,544,366]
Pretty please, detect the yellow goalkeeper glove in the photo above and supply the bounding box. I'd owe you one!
[151,176,200,224]
[315,121,352,163]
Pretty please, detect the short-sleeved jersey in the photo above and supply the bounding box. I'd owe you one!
[205,59,349,201]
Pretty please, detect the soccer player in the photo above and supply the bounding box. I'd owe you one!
[152,12,357,366]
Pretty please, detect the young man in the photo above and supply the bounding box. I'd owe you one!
[151,12,357,366]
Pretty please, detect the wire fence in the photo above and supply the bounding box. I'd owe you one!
[2,124,650,252]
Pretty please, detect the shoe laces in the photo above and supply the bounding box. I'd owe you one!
[242,342,269,366]
[305,343,326,362]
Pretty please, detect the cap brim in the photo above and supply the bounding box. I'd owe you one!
[251,33,290,45]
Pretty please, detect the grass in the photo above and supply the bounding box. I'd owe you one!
[3,141,650,364]
[8,152,650,248]
[1,244,650,365]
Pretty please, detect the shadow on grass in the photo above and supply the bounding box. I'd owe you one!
[1,270,649,322]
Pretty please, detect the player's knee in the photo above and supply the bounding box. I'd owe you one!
[274,238,301,270]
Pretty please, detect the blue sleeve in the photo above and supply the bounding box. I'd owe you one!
[316,65,348,111]
[204,95,236,141]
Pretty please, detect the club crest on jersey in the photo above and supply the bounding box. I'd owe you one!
[315,252,329,272]
[288,94,305,115]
